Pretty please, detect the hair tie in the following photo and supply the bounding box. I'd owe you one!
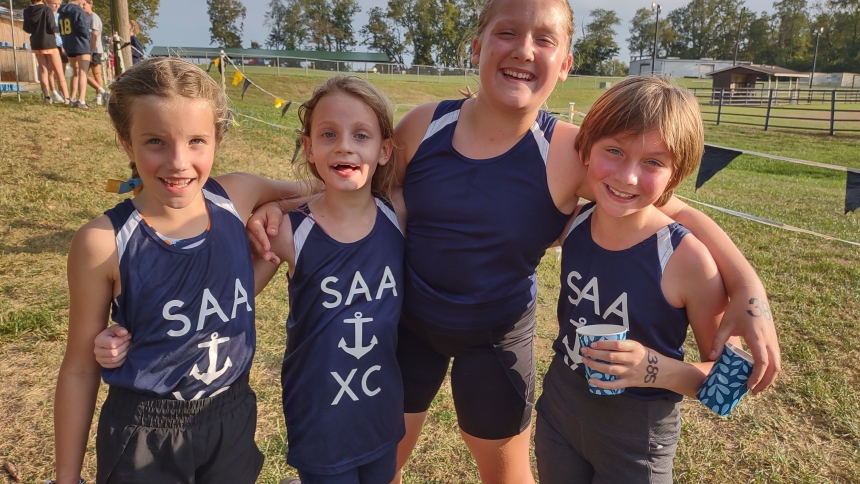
[106,177,143,194]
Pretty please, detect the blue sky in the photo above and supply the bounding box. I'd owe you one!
[149,0,776,65]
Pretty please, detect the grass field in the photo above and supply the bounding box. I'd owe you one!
[1,70,859,484]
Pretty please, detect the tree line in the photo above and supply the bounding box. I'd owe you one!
[580,0,860,75]
[12,0,856,74]
[206,0,483,67]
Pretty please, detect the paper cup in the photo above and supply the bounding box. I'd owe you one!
[697,342,754,416]
[576,324,628,395]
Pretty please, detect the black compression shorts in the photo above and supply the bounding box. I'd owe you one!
[396,303,537,440]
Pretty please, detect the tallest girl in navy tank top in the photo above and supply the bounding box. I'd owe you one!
[403,98,571,330]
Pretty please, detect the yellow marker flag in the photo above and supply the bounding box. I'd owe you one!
[232,71,244,86]
[275,98,286,109]
[213,57,220,67]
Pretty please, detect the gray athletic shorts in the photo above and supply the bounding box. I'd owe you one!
[95,374,264,484]
[535,356,681,484]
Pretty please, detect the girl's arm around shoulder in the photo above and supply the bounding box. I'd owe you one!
[659,197,780,393]
[56,216,118,483]
[545,121,584,215]
[252,212,296,295]
[393,102,439,184]
[388,186,408,234]
[553,201,588,248]
[214,173,322,223]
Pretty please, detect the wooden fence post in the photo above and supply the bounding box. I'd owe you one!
[764,89,774,131]
[716,88,724,125]
[830,90,837,136]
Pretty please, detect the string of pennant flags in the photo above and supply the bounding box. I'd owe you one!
[697,144,860,215]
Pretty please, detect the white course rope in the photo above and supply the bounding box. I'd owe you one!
[677,196,860,247]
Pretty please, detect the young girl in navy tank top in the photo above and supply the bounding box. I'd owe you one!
[248,2,778,481]
[52,57,314,484]
[535,77,746,484]
[253,76,407,484]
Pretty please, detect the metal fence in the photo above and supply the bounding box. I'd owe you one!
[692,87,860,135]
[161,48,480,84]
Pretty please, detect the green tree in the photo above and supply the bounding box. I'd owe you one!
[264,0,305,50]
[250,40,261,49]
[331,0,360,51]
[742,11,777,64]
[91,0,161,46]
[303,0,333,50]
[772,0,811,68]
[813,0,860,72]
[387,0,438,66]
[665,0,744,59]
[573,9,621,75]
[360,6,406,66]
[627,7,656,58]
[207,0,246,48]
[435,0,474,67]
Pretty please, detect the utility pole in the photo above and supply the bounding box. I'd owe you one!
[110,0,132,75]
[733,7,745,66]
[7,0,21,101]
[651,3,661,76]
[809,27,824,88]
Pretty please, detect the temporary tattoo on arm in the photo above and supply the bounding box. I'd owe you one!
[746,297,773,321]
[644,351,659,384]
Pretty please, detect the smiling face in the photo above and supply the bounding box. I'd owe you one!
[585,130,675,218]
[120,95,217,213]
[303,92,393,194]
[471,0,573,112]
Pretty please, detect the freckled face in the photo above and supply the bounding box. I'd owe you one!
[585,130,675,218]
[471,0,572,112]
[121,95,217,212]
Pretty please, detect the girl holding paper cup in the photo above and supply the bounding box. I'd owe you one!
[535,76,744,484]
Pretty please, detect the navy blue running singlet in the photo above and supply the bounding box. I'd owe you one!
[102,179,256,401]
[554,203,692,402]
[403,99,570,330]
[281,198,405,475]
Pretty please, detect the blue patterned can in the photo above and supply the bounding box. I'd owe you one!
[576,324,628,395]
[697,342,754,416]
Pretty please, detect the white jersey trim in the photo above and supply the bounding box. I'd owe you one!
[657,226,674,273]
[567,205,595,238]
[375,198,403,235]
[203,189,242,223]
[293,217,315,264]
[530,121,550,164]
[115,210,144,262]
[422,109,460,143]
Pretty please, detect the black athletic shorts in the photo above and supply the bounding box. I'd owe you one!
[396,303,537,440]
[91,52,103,65]
[95,374,264,484]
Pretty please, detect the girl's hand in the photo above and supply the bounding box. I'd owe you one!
[580,340,662,391]
[246,201,284,264]
[710,292,780,394]
[94,325,131,369]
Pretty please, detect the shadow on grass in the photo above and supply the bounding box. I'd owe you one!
[1,221,75,255]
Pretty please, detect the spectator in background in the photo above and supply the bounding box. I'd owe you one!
[81,0,108,106]
[23,0,69,104]
[47,0,69,103]
[129,19,144,65]
[58,0,91,109]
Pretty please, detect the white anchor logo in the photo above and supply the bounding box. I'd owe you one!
[190,332,233,385]
[338,312,378,360]
[562,317,587,369]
